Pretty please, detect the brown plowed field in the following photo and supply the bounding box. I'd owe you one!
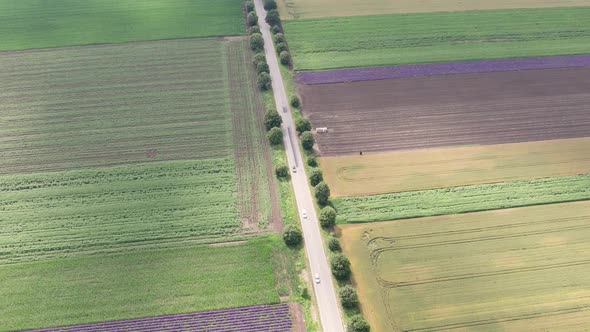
[300,67,590,156]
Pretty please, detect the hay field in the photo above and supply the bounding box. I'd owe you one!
[277,0,590,19]
[284,7,590,70]
[0,0,245,51]
[321,138,590,197]
[339,201,590,331]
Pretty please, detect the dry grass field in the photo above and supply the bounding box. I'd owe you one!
[320,137,590,197]
[300,67,590,156]
[277,0,590,19]
[339,201,590,331]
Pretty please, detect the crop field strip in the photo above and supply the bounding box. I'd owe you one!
[300,67,590,156]
[0,160,244,264]
[320,137,590,197]
[339,202,590,331]
[0,238,280,331]
[23,303,292,332]
[0,0,245,51]
[334,173,590,223]
[277,0,590,19]
[0,39,235,174]
[283,7,590,70]
[296,54,590,85]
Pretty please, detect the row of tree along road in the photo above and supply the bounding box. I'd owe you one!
[246,1,370,331]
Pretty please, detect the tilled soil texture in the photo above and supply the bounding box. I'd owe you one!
[300,67,590,155]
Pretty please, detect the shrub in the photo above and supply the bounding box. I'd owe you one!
[283,225,302,246]
[330,254,351,281]
[314,182,330,206]
[256,61,270,75]
[250,33,264,51]
[263,0,277,10]
[347,315,370,332]
[264,108,282,130]
[245,1,255,13]
[276,42,288,53]
[300,131,315,150]
[275,165,289,178]
[295,118,311,133]
[307,157,318,167]
[299,285,309,299]
[339,286,359,309]
[309,168,323,187]
[279,51,291,65]
[257,72,272,90]
[266,9,281,26]
[319,206,336,228]
[290,95,300,108]
[249,25,260,35]
[273,33,285,44]
[271,25,282,34]
[253,52,266,66]
[247,12,258,26]
[328,237,341,252]
[267,127,283,145]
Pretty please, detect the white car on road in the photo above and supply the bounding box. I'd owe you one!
[302,209,307,219]
[314,273,320,284]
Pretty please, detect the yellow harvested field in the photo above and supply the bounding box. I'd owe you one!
[278,0,590,19]
[339,201,590,332]
[321,137,590,197]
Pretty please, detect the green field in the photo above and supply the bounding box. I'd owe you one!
[0,0,245,51]
[334,174,590,223]
[0,160,247,264]
[0,36,280,329]
[340,202,590,331]
[283,7,590,70]
[0,237,279,331]
[1,39,235,173]
[0,38,272,234]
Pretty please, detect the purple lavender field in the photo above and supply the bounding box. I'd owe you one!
[296,54,590,85]
[23,304,293,332]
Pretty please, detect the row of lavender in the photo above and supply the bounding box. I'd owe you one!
[296,54,590,85]
[23,304,292,332]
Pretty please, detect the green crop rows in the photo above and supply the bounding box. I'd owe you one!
[0,237,279,331]
[0,0,245,51]
[0,159,247,264]
[334,174,590,223]
[284,7,590,70]
[0,39,234,174]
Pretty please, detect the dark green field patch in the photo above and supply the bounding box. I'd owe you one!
[0,0,245,51]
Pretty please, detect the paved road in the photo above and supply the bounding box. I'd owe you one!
[253,2,345,331]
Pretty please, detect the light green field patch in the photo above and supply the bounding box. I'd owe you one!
[284,7,590,70]
[0,237,280,331]
[0,0,245,51]
[339,202,590,331]
[334,174,590,223]
[277,0,590,19]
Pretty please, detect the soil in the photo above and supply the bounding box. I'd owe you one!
[300,67,590,156]
[288,302,306,332]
